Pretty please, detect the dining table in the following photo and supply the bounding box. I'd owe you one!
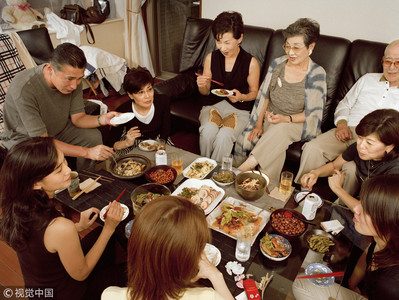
[55,144,355,299]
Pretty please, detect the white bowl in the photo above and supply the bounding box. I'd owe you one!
[259,234,292,261]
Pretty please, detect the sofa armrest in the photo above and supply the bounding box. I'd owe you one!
[154,71,198,101]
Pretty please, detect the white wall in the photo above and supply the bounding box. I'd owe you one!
[201,0,399,44]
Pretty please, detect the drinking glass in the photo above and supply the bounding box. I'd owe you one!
[68,171,81,197]
[156,138,166,151]
[221,154,233,171]
[235,226,252,262]
[171,152,183,175]
[279,171,293,195]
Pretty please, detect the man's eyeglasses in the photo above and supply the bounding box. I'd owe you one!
[382,58,399,68]
[282,43,305,53]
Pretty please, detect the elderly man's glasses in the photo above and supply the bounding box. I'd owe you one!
[382,58,399,68]
[282,43,306,53]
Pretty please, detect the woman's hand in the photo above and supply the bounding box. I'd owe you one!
[75,207,100,232]
[266,112,286,124]
[328,169,345,193]
[126,126,141,145]
[196,74,210,89]
[103,200,124,232]
[228,89,242,103]
[248,125,263,141]
[301,171,319,190]
[192,252,221,282]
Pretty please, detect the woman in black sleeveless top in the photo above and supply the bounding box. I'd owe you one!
[0,137,126,300]
[196,11,260,162]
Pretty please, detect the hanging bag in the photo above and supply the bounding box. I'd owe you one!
[60,4,96,44]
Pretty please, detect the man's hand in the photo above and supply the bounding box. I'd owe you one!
[102,111,120,126]
[335,123,352,142]
[86,144,114,161]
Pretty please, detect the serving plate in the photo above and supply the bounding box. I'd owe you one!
[182,157,217,180]
[100,203,129,222]
[206,196,270,245]
[138,139,157,152]
[110,112,135,125]
[211,89,234,97]
[172,178,224,215]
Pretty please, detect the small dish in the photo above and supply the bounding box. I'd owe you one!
[295,191,323,208]
[100,203,129,222]
[305,263,335,287]
[211,89,234,97]
[145,165,177,185]
[204,243,221,266]
[304,229,336,253]
[110,113,135,125]
[212,169,236,187]
[138,140,157,151]
[260,233,292,261]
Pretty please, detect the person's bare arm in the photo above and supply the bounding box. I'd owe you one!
[348,247,368,294]
[197,53,212,95]
[70,111,119,128]
[328,170,359,212]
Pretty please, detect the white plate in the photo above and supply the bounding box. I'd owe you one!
[110,113,135,125]
[138,139,157,152]
[204,243,221,266]
[211,89,234,97]
[295,191,323,208]
[172,178,224,215]
[182,157,217,180]
[206,197,270,245]
[100,203,129,222]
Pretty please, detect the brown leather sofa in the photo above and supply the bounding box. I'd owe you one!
[154,17,387,198]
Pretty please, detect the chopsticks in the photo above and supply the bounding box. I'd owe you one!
[296,271,344,279]
[195,72,225,87]
[80,170,114,182]
[72,176,101,200]
[103,188,126,219]
[79,173,113,183]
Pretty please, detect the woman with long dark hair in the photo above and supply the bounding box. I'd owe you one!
[293,174,399,299]
[102,196,234,300]
[0,137,126,300]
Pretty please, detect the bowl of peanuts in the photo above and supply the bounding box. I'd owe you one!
[270,208,307,239]
[145,165,177,186]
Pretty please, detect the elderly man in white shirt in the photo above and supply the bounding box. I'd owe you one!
[295,39,399,186]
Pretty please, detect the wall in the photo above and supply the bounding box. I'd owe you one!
[201,0,399,44]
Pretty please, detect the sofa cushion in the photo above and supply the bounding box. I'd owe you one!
[17,27,54,65]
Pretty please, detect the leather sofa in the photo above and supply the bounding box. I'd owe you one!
[154,17,387,198]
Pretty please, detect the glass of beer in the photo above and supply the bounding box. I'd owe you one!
[279,171,293,195]
[171,152,183,175]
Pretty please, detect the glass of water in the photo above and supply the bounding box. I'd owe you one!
[235,226,252,262]
[222,154,233,171]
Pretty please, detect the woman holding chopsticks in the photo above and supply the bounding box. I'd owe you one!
[0,137,127,300]
[292,174,399,299]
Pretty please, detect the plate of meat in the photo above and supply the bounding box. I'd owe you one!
[172,179,224,215]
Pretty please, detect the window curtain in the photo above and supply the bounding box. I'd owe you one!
[125,0,155,76]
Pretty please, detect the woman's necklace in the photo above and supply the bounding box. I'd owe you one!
[366,160,383,180]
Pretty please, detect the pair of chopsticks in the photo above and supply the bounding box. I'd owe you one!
[72,176,101,200]
[296,271,344,279]
[80,170,114,182]
[103,188,126,219]
[195,72,224,87]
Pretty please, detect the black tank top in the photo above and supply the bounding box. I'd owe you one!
[209,47,253,111]
[17,220,86,300]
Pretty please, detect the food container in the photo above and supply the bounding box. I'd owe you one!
[145,165,177,185]
[303,229,336,253]
[212,169,236,187]
[109,154,151,180]
[260,233,292,261]
[235,172,267,201]
[131,183,171,215]
[269,208,308,239]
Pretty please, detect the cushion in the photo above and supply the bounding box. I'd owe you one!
[0,34,26,133]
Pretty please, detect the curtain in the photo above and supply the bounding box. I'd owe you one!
[125,0,155,76]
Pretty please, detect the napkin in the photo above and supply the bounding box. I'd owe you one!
[269,186,294,203]
[321,220,344,235]
[79,178,102,193]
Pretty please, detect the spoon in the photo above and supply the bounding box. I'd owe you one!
[111,154,122,173]
[251,169,270,194]
[283,210,316,226]
[249,203,271,223]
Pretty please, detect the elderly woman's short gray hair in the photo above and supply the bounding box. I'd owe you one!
[283,18,320,47]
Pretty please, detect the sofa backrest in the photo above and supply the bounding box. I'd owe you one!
[17,27,54,65]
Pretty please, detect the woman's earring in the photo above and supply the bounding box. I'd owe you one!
[309,49,313,56]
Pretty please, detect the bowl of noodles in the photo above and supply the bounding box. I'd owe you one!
[110,154,151,180]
